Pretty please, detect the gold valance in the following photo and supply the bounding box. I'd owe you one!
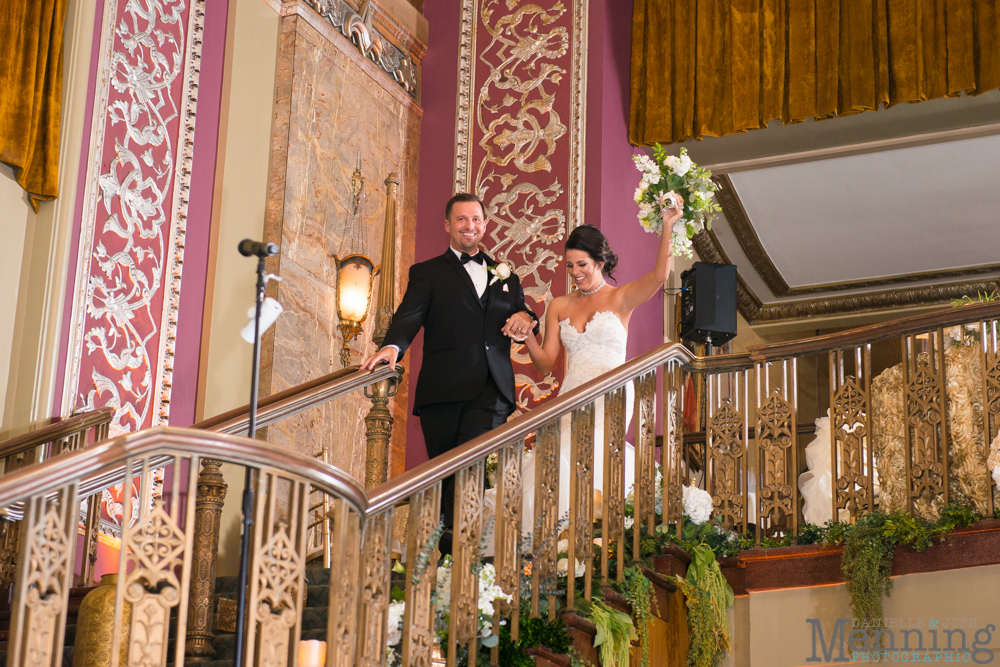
[0,0,68,210]
[629,0,1000,147]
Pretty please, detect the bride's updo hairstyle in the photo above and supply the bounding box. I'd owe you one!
[565,224,618,282]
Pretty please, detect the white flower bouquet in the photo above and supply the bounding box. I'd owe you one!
[632,146,720,259]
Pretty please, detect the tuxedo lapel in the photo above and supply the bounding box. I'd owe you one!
[484,270,502,312]
[443,249,484,308]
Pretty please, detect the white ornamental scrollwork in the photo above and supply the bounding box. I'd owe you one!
[68,0,205,436]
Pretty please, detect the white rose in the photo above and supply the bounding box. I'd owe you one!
[674,155,693,177]
[634,187,645,204]
[557,557,586,577]
[495,263,511,280]
[385,600,405,647]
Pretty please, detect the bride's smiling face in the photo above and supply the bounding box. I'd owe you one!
[566,249,605,291]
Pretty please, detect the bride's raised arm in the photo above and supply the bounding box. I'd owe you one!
[617,201,683,312]
[519,298,564,375]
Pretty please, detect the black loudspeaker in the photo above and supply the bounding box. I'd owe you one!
[679,262,737,346]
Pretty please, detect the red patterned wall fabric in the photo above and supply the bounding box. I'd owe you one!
[454,0,588,410]
[63,0,206,434]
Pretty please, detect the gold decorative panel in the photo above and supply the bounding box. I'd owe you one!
[402,486,440,667]
[901,333,949,514]
[357,508,393,667]
[245,472,310,667]
[530,422,559,618]
[757,389,796,539]
[8,485,78,667]
[495,441,523,600]
[661,364,685,529]
[327,500,362,667]
[829,347,875,520]
[450,462,485,654]
[633,373,657,538]
[567,404,594,607]
[601,386,626,585]
[708,399,746,531]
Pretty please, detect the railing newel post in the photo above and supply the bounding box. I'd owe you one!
[185,458,229,660]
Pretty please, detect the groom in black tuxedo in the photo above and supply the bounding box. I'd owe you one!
[361,193,537,548]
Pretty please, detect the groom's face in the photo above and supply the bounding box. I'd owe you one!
[445,201,486,254]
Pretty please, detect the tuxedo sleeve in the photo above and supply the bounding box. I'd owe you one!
[381,263,431,357]
[509,275,540,335]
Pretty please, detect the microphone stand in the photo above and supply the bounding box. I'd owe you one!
[234,252,268,667]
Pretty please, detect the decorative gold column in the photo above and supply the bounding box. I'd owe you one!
[372,173,399,347]
[0,519,19,609]
[185,459,229,659]
[364,378,399,488]
[364,172,402,489]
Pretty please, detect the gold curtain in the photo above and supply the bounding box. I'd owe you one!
[0,0,68,210]
[630,0,1000,146]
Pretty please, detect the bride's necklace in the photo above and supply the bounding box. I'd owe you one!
[580,279,606,296]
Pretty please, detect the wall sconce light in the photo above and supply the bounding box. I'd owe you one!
[334,155,381,367]
[333,253,379,367]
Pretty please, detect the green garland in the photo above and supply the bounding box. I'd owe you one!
[621,565,656,667]
[477,614,571,667]
[675,543,733,667]
[675,576,729,667]
[823,502,979,633]
[588,598,637,667]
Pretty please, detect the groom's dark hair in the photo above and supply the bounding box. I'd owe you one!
[446,192,486,220]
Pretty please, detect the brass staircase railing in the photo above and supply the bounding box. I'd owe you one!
[0,406,114,589]
[0,301,997,667]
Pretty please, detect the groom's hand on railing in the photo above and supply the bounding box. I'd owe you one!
[360,345,398,372]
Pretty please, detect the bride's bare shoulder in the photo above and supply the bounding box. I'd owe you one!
[547,294,573,319]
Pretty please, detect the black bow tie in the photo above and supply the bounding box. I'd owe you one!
[460,251,485,265]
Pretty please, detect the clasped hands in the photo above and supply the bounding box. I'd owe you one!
[501,310,534,343]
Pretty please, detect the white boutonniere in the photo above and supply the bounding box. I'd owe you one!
[488,262,511,286]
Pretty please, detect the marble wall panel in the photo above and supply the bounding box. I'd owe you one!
[261,13,421,482]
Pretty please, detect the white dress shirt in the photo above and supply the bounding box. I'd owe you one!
[383,247,488,356]
[451,246,488,297]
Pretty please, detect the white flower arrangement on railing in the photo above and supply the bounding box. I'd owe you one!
[682,484,714,525]
[386,558,512,664]
[633,146,720,258]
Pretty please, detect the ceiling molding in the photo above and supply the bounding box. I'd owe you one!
[714,175,1000,298]
[692,228,999,325]
[713,175,789,295]
[750,280,1000,324]
[704,121,1000,174]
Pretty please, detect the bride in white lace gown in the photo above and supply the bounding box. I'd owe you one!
[510,201,682,535]
[517,311,636,534]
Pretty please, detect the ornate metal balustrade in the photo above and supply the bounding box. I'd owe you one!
[698,299,1000,545]
[1,301,998,667]
[0,407,114,590]
[0,428,368,667]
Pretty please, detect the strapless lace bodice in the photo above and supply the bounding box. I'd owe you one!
[559,311,627,393]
